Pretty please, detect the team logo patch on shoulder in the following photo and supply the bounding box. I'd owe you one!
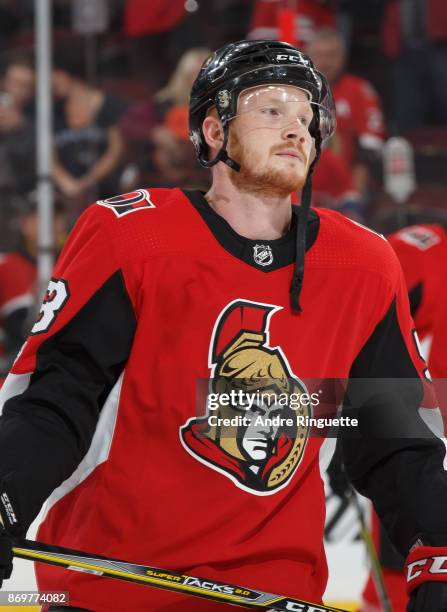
[397,226,441,250]
[96,189,155,217]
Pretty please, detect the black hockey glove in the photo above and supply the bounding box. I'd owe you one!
[406,544,447,611]
[407,583,447,611]
[0,527,13,588]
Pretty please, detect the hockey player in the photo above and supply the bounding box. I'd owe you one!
[307,28,385,200]
[389,223,447,381]
[362,221,447,611]
[0,40,446,612]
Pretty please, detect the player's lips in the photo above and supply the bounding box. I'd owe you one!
[275,149,304,162]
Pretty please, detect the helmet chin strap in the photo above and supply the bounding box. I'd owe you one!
[200,113,320,315]
[200,122,241,172]
[289,133,322,314]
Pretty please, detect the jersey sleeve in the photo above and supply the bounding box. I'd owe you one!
[388,229,426,313]
[341,247,447,556]
[0,205,138,535]
[429,301,447,380]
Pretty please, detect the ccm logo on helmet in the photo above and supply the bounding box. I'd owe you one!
[407,555,447,582]
[275,54,307,63]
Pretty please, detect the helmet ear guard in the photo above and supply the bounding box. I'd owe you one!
[197,90,241,171]
[199,121,241,172]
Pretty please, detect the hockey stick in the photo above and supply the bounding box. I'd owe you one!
[12,537,347,611]
[347,488,392,612]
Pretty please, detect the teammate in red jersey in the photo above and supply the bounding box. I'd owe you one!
[311,147,363,219]
[0,197,66,379]
[307,28,385,199]
[362,222,447,612]
[0,41,446,612]
[389,224,447,380]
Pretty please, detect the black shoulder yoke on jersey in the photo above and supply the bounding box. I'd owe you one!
[184,190,320,272]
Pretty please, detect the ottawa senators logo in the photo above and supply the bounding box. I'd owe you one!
[96,189,155,217]
[397,225,441,250]
[180,299,310,495]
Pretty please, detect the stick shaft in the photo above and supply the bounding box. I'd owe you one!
[12,537,346,612]
[348,490,392,612]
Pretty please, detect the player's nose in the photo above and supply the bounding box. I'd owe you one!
[281,118,307,143]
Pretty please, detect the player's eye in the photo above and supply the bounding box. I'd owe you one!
[260,106,281,117]
[298,115,311,127]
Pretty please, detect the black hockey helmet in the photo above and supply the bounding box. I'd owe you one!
[189,39,336,170]
[189,40,337,314]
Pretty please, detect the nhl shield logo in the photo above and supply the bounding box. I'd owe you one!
[253,244,273,267]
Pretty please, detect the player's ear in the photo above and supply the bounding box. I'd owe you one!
[202,113,224,151]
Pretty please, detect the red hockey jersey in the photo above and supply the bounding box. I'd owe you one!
[0,251,36,373]
[312,148,356,209]
[361,224,447,612]
[332,74,385,168]
[0,189,444,612]
[389,224,447,379]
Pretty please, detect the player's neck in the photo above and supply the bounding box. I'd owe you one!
[205,178,292,241]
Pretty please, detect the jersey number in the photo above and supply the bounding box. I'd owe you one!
[31,278,70,335]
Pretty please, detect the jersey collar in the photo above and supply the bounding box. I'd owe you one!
[183,189,320,272]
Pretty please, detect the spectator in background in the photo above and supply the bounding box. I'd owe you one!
[307,28,385,203]
[248,0,336,47]
[382,0,447,132]
[124,0,203,88]
[150,104,209,190]
[120,47,211,150]
[120,48,211,191]
[51,52,128,211]
[0,195,67,379]
[0,52,36,202]
[154,47,212,119]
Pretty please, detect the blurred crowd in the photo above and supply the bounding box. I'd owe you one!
[0,0,446,374]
